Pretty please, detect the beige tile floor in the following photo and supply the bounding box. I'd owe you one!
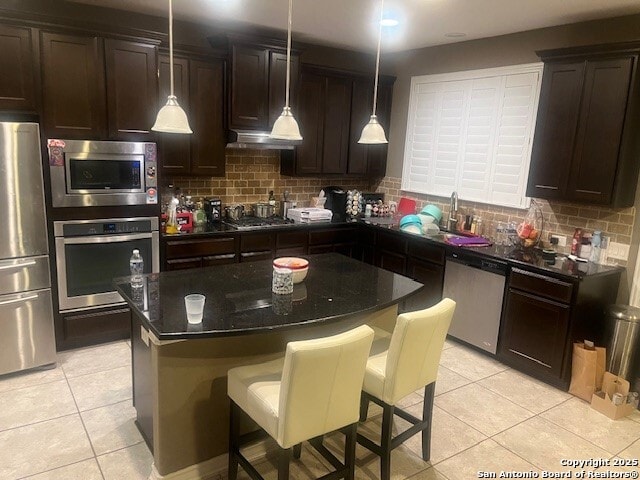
[1,338,639,480]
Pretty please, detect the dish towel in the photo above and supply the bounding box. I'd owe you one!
[445,235,492,247]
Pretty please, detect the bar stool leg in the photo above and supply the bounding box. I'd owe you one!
[359,393,370,422]
[345,423,357,480]
[422,383,435,461]
[278,446,292,480]
[380,403,394,480]
[228,402,241,480]
[293,443,302,460]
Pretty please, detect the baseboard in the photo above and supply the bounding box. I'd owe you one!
[148,439,274,480]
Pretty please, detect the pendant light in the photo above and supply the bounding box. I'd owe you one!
[358,0,388,144]
[152,0,192,134]
[270,0,302,141]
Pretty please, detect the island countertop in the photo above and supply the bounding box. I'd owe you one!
[115,252,424,340]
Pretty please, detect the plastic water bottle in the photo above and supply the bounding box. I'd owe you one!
[130,249,144,288]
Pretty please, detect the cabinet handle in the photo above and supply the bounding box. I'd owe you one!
[0,260,37,271]
[575,189,602,195]
[534,185,558,190]
[508,349,552,369]
[238,115,258,120]
[0,293,39,306]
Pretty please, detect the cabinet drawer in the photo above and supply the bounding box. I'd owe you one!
[407,241,445,265]
[377,230,407,254]
[309,227,357,246]
[203,254,237,267]
[240,251,272,263]
[165,236,235,259]
[509,268,574,304]
[276,231,308,248]
[240,232,274,252]
[276,246,307,257]
[165,258,202,271]
[63,306,130,341]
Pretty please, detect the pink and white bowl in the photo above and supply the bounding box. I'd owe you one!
[273,257,309,284]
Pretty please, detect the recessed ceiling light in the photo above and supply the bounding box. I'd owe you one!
[380,18,399,27]
[445,32,466,38]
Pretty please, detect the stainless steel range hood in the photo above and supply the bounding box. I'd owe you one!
[227,129,297,150]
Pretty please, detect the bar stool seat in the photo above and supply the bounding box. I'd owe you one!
[227,325,374,480]
[358,298,456,480]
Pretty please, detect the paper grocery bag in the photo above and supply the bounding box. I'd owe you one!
[569,343,606,401]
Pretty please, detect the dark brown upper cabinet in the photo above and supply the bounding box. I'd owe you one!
[281,66,394,177]
[527,43,640,207]
[223,35,300,131]
[157,52,226,177]
[105,39,158,140]
[41,32,158,141]
[348,79,393,177]
[157,54,190,175]
[41,31,107,139]
[0,24,37,113]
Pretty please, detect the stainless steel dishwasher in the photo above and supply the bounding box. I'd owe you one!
[442,251,508,354]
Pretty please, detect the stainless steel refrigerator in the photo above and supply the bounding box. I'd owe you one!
[0,122,56,375]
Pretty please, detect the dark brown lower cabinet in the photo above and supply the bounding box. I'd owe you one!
[500,288,570,379]
[376,249,406,275]
[403,258,444,312]
[131,310,153,450]
[56,306,130,350]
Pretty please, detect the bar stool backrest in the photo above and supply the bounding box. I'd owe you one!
[383,298,456,404]
[277,325,374,449]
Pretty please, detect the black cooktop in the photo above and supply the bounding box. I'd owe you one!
[223,215,294,230]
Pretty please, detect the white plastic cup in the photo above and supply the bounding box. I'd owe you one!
[184,294,206,324]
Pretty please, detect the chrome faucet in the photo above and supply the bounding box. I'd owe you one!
[447,191,458,231]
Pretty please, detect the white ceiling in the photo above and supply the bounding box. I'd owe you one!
[67,0,640,52]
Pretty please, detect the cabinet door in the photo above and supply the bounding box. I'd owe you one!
[367,82,392,178]
[165,258,202,271]
[403,258,444,312]
[0,24,36,112]
[376,249,406,275]
[500,288,570,379]
[158,54,190,175]
[322,76,352,174]
[567,57,633,204]
[268,51,299,127]
[230,45,268,129]
[526,61,585,199]
[105,39,157,140]
[190,58,226,176]
[348,78,372,175]
[296,72,325,174]
[41,32,106,138]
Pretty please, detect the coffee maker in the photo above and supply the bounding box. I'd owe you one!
[203,198,222,223]
[321,186,347,222]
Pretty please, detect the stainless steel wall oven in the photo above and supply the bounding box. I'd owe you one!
[48,139,158,207]
[54,217,159,311]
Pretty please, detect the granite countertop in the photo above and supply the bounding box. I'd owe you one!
[114,252,423,340]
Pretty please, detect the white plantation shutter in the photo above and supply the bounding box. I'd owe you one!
[401,64,543,209]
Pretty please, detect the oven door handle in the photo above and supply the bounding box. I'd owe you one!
[62,233,153,245]
[0,293,39,306]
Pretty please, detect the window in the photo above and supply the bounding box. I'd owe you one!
[401,63,543,209]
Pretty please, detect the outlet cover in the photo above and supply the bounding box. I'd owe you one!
[607,242,630,261]
[550,234,567,247]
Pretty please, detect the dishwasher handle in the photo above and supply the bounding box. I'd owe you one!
[447,252,507,275]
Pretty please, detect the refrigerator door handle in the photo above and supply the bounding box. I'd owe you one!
[0,259,37,271]
[0,293,39,306]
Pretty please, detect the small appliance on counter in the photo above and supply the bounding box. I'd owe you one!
[204,198,222,223]
[321,186,347,222]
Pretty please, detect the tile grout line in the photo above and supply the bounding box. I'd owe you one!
[63,362,132,381]
[0,411,78,435]
[63,367,107,480]
[15,456,102,480]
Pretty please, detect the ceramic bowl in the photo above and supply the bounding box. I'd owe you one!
[420,204,443,223]
[399,214,422,228]
[273,257,309,284]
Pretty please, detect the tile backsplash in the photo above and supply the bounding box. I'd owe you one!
[375,176,636,262]
[164,149,374,210]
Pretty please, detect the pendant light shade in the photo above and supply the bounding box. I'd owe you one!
[358,115,387,144]
[358,0,388,145]
[270,0,302,141]
[153,95,193,134]
[152,0,192,134]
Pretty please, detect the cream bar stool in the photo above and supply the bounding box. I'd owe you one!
[358,298,456,480]
[227,325,375,480]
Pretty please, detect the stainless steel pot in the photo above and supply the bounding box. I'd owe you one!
[253,203,275,218]
[225,204,244,220]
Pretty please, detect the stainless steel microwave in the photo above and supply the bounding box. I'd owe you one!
[48,139,158,207]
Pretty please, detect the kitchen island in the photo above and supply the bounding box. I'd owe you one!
[114,253,423,479]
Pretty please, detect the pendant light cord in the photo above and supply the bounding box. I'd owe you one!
[169,0,175,97]
[372,0,384,117]
[285,0,293,108]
